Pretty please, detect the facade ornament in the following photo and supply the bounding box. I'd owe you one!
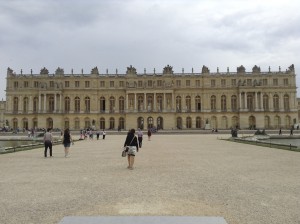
[217,67,219,73]
[288,64,295,72]
[192,68,194,74]
[201,65,209,74]
[144,68,146,74]
[106,69,108,74]
[20,69,23,75]
[126,65,137,75]
[55,67,64,75]
[279,66,281,72]
[237,65,245,73]
[163,65,173,74]
[40,67,49,75]
[182,68,184,74]
[116,69,118,74]
[81,69,83,74]
[7,67,14,76]
[30,69,33,75]
[268,66,271,72]
[71,69,73,74]
[91,66,99,75]
[227,67,229,73]
[252,65,261,73]
[154,68,156,74]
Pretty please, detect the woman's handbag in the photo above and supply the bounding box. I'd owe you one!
[121,148,127,157]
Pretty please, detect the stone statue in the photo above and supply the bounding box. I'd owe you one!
[126,65,137,74]
[288,64,295,72]
[7,67,14,76]
[163,65,173,74]
[252,65,261,73]
[202,65,209,73]
[55,67,64,75]
[237,65,245,73]
[40,67,49,75]
[91,67,99,75]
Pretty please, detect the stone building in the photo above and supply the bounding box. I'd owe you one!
[4,64,298,131]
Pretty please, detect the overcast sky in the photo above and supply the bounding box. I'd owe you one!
[1,0,300,100]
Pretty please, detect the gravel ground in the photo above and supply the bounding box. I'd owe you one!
[0,134,299,224]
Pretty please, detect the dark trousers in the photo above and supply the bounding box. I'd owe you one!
[103,135,105,139]
[138,137,143,148]
[44,141,52,157]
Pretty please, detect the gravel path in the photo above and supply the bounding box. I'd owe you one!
[0,134,299,224]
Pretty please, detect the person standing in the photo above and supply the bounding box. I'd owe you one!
[124,129,139,170]
[43,128,53,158]
[147,129,152,141]
[62,128,73,158]
[96,130,100,140]
[279,128,282,135]
[137,128,143,148]
[102,129,106,140]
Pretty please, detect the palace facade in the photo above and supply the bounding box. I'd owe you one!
[4,64,298,130]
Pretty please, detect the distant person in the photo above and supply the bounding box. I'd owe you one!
[43,128,53,158]
[124,129,139,170]
[102,129,106,139]
[62,128,74,158]
[96,130,100,140]
[279,128,282,135]
[147,129,152,141]
[137,128,143,148]
[290,126,294,136]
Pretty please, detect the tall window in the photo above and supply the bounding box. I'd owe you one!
[148,80,152,87]
[100,81,105,87]
[138,95,144,111]
[221,95,226,111]
[147,95,153,111]
[14,81,18,88]
[24,81,29,88]
[231,95,237,111]
[195,96,201,112]
[119,117,125,129]
[34,81,39,88]
[100,97,105,112]
[157,95,163,111]
[49,96,54,112]
[263,94,269,111]
[273,78,278,86]
[211,80,216,87]
[75,97,80,112]
[100,118,105,129]
[75,81,80,87]
[157,80,162,87]
[109,117,115,129]
[273,94,279,111]
[186,80,190,87]
[23,97,29,112]
[65,97,70,112]
[50,81,54,88]
[262,79,268,86]
[110,81,114,87]
[33,97,38,112]
[284,94,289,111]
[231,79,236,86]
[196,117,201,128]
[210,95,216,111]
[284,78,289,86]
[75,118,80,129]
[65,81,69,87]
[85,81,90,88]
[247,94,254,111]
[119,96,125,113]
[196,80,200,87]
[186,117,192,128]
[85,97,90,112]
[119,81,124,87]
[221,79,226,87]
[186,96,191,112]
[176,80,181,87]
[109,96,115,113]
[176,96,182,112]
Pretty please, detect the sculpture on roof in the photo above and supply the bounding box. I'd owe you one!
[237,65,245,73]
[55,67,64,75]
[7,67,14,76]
[288,64,295,72]
[40,67,49,75]
[163,65,173,74]
[202,65,209,73]
[126,65,137,74]
[252,65,261,73]
[91,66,99,75]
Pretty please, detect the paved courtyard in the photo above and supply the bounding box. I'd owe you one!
[0,133,299,224]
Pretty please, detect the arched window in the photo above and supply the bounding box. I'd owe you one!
[221,95,226,111]
[231,116,239,129]
[75,97,80,112]
[85,97,90,112]
[64,118,70,129]
[119,117,125,129]
[195,95,201,112]
[84,118,90,128]
[176,117,182,129]
[157,95,163,112]
[22,118,28,129]
[221,116,228,129]
[264,116,270,129]
[100,96,105,112]
[23,97,29,112]
[13,97,19,112]
[285,115,291,128]
[147,117,153,128]
[13,118,18,129]
[210,95,216,111]
[186,96,191,112]
[33,97,38,113]
[100,117,105,129]
[284,94,289,111]
[119,96,125,113]
[74,118,80,130]
[147,95,153,111]
[274,115,280,128]
[109,117,115,129]
[109,96,115,113]
[231,95,237,111]
[263,94,269,111]
[186,117,192,128]
[273,94,279,111]
[65,97,70,112]
[196,117,202,128]
[247,94,254,111]
[138,95,144,111]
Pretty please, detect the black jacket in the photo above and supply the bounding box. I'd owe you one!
[124,133,139,151]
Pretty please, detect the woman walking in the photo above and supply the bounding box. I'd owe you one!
[62,128,73,158]
[43,128,53,158]
[147,129,152,141]
[124,129,139,170]
[137,128,143,148]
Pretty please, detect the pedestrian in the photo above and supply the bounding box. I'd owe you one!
[290,126,294,135]
[102,129,106,139]
[96,130,100,140]
[43,128,53,158]
[124,129,139,170]
[137,128,143,148]
[279,128,282,135]
[62,128,74,158]
[147,129,152,141]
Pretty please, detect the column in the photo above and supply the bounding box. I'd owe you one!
[134,93,137,111]
[163,93,166,112]
[29,96,33,112]
[44,94,46,112]
[39,94,41,112]
[255,92,258,110]
[154,93,156,111]
[239,93,242,110]
[269,93,273,110]
[260,92,263,110]
[126,94,128,111]
[144,93,146,111]
[54,94,57,112]
[172,93,175,111]
[60,94,62,112]
[19,96,23,113]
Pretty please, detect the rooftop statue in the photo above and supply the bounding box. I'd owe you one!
[7,67,14,76]
[126,65,137,74]
[237,65,245,73]
[40,67,49,75]
[163,65,173,74]
[202,65,210,73]
[91,66,99,75]
[252,65,261,73]
[288,64,295,72]
[55,67,64,75]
